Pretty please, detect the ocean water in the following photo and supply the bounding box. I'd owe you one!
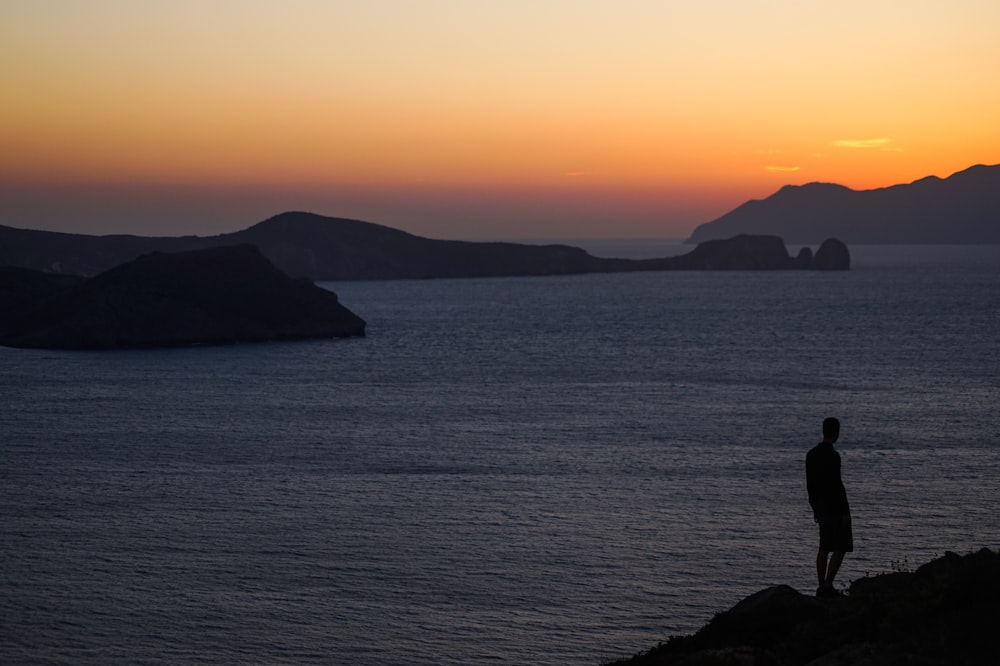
[2,245,999,665]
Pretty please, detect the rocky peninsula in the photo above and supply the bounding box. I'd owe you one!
[604,548,998,666]
[0,228,846,350]
[0,244,365,349]
[0,212,849,280]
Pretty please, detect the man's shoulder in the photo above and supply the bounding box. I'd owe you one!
[807,442,838,467]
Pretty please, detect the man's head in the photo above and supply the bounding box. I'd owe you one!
[823,417,840,442]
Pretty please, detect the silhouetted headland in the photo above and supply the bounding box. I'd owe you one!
[687,163,1000,244]
[0,244,365,349]
[0,212,848,280]
[604,548,999,666]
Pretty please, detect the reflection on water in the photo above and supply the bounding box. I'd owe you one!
[2,246,999,665]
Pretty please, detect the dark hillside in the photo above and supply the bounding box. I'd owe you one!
[0,212,847,280]
[0,244,365,349]
[229,212,607,279]
[0,223,210,276]
[686,163,1000,244]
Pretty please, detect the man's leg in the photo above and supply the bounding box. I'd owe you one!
[825,551,845,587]
[816,550,828,586]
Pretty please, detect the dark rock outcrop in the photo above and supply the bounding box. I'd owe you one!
[626,235,848,271]
[606,548,999,666]
[666,235,797,270]
[686,163,1000,244]
[0,213,848,280]
[794,246,813,269]
[811,238,851,270]
[0,244,365,349]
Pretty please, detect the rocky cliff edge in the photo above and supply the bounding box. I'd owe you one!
[606,548,999,666]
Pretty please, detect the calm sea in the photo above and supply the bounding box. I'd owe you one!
[2,244,999,665]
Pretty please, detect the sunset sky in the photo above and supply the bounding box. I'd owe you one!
[2,1,999,239]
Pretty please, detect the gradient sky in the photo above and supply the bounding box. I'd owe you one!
[3,1,999,239]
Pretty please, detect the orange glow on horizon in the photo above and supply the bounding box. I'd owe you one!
[2,1,999,238]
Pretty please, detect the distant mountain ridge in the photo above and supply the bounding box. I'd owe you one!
[686,163,1000,244]
[0,212,847,280]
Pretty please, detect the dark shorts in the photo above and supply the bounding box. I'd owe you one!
[817,513,854,553]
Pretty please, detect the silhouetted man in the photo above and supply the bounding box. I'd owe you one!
[806,417,853,597]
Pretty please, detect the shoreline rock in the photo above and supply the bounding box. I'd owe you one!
[605,548,999,666]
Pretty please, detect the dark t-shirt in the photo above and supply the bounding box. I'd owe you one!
[806,441,850,519]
